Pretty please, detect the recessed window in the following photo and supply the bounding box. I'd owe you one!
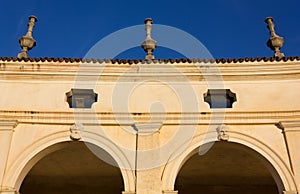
[66,89,98,108]
[204,89,236,108]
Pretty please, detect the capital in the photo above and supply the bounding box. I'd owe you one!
[163,191,178,194]
[0,120,18,131]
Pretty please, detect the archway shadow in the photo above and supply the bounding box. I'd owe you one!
[175,141,281,194]
[20,141,124,194]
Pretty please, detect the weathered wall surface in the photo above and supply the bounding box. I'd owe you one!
[0,59,299,194]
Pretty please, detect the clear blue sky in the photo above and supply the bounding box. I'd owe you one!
[0,0,299,59]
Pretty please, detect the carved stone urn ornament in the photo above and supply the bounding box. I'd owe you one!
[141,18,157,61]
[17,16,38,59]
[265,17,284,58]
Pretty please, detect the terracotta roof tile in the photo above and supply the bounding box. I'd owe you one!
[0,56,299,64]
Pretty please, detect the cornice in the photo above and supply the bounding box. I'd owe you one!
[1,60,300,82]
[1,110,300,126]
[1,56,300,64]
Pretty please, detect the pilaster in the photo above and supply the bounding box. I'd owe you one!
[0,121,18,189]
[133,122,162,194]
[278,121,300,192]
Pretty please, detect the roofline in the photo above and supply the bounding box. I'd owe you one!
[0,56,300,64]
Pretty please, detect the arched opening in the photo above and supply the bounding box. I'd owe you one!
[175,141,281,194]
[19,141,124,194]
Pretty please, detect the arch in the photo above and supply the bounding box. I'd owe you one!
[4,130,135,192]
[161,130,297,192]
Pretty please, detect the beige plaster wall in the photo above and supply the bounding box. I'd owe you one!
[0,60,299,194]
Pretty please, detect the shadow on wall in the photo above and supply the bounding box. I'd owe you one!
[175,141,280,194]
[20,141,124,194]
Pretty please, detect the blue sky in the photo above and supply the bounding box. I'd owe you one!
[0,0,299,59]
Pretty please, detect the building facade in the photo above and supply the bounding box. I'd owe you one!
[0,16,299,194]
[0,56,299,194]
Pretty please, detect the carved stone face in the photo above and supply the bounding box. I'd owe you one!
[70,124,83,141]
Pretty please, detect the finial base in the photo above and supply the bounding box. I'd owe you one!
[274,51,285,58]
[267,36,284,58]
[145,54,155,61]
[17,51,28,59]
[17,36,36,59]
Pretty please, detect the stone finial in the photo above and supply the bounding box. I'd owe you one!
[265,17,284,58]
[141,18,157,61]
[17,16,38,59]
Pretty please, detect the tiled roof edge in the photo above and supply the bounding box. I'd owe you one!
[0,56,299,64]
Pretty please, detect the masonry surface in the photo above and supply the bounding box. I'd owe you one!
[0,58,299,194]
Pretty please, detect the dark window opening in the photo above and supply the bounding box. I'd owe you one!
[204,89,236,108]
[66,89,98,108]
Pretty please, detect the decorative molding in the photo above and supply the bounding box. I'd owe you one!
[70,123,83,141]
[217,124,229,141]
[2,111,300,126]
[122,192,135,194]
[0,191,19,194]
[0,187,19,194]
[163,191,178,194]
[0,120,18,131]
[132,122,162,135]
[283,191,298,194]
[0,63,6,71]
[277,121,300,132]
[1,61,300,82]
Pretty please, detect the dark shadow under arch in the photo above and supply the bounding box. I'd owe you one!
[175,141,283,194]
[20,141,124,194]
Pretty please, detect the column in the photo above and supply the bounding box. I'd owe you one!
[279,121,300,192]
[0,121,18,191]
[133,122,162,194]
